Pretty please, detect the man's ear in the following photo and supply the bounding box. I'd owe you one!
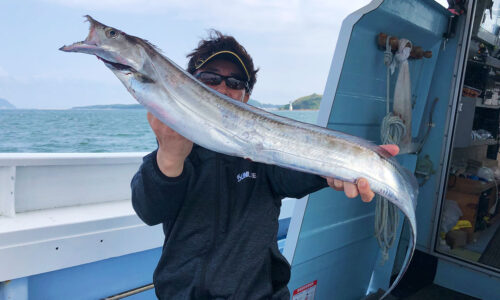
[243,93,250,104]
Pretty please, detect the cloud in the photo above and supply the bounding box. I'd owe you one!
[0,65,8,77]
[435,0,448,7]
[0,70,114,85]
[36,0,374,105]
[42,0,373,66]
[0,72,133,109]
[43,0,371,32]
[41,0,372,56]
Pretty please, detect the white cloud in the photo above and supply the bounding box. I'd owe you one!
[43,0,371,32]
[0,69,114,85]
[0,65,8,77]
[41,0,372,57]
[435,0,448,7]
[39,0,374,105]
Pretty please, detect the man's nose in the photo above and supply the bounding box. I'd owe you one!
[217,81,231,97]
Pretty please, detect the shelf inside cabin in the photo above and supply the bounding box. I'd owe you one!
[469,138,498,146]
[468,56,500,70]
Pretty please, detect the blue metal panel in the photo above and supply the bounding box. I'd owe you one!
[413,16,464,250]
[291,239,379,300]
[0,278,28,300]
[289,0,451,298]
[327,1,449,143]
[27,247,161,300]
[292,196,376,266]
[434,259,500,300]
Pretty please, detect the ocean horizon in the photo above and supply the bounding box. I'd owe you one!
[0,109,319,153]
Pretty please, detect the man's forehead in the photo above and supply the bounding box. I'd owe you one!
[200,59,245,76]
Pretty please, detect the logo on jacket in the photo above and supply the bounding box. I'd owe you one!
[236,171,257,182]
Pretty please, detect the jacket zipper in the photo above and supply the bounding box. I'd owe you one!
[199,154,220,297]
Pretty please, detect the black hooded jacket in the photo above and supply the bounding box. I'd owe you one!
[131,145,327,299]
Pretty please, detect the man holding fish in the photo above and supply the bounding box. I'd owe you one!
[131,31,398,299]
[60,14,417,298]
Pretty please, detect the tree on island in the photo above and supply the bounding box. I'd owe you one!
[69,94,322,111]
[280,93,322,110]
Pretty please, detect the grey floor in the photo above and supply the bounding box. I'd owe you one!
[365,284,479,300]
[466,220,500,253]
[401,284,480,300]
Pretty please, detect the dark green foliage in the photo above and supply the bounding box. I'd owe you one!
[279,93,322,110]
[247,99,282,109]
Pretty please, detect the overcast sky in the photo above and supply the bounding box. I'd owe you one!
[0,0,447,109]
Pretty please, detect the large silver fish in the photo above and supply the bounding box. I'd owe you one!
[60,15,418,298]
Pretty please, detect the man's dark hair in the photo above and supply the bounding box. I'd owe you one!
[187,30,259,93]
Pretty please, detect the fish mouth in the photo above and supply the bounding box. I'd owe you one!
[59,15,132,71]
[61,15,153,83]
[59,43,132,71]
[96,56,132,70]
[59,15,102,53]
[59,41,99,53]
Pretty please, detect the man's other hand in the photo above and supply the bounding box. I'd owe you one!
[324,144,399,202]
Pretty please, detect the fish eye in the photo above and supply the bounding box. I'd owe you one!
[105,28,118,39]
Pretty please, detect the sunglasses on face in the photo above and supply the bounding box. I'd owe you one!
[195,71,249,92]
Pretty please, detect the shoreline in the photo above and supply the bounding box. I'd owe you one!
[270,109,319,112]
[2,108,320,112]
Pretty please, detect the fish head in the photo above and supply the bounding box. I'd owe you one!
[60,15,154,82]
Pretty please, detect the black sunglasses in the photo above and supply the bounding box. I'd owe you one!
[195,71,249,92]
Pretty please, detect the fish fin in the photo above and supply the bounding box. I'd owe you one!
[134,72,155,84]
[124,34,163,55]
[141,39,163,54]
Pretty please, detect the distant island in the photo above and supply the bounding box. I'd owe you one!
[72,104,144,110]
[72,100,279,110]
[279,93,322,110]
[71,94,322,111]
[247,99,282,110]
[249,94,322,110]
[0,98,16,109]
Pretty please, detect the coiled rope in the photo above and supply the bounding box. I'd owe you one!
[375,36,409,262]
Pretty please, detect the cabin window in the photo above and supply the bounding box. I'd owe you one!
[437,0,500,274]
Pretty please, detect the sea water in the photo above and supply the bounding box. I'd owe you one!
[0,109,319,153]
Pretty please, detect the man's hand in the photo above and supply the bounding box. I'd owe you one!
[324,144,399,203]
[147,112,193,177]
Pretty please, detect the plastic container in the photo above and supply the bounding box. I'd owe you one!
[462,85,482,98]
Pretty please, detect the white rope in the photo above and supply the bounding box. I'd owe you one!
[392,38,413,149]
[375,195,399,262]
[381,114,406,145]
[374,35,406,263]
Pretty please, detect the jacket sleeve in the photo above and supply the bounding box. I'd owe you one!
[265,165,328,199]
[131,150,192,226]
